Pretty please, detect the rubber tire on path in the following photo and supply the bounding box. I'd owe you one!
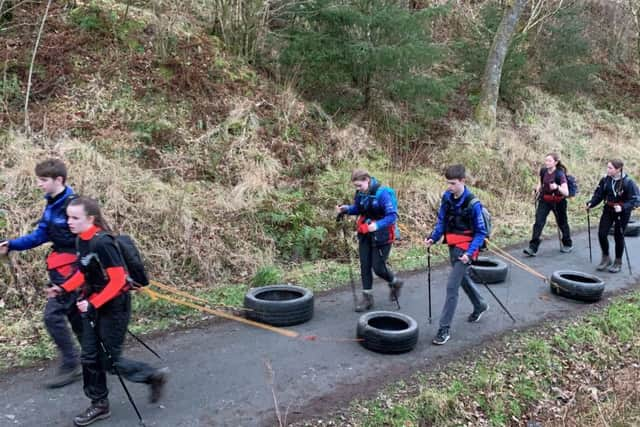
[469,256,509,284]
[609,218,640,237]
[549,270,605,303]
[357,311,418,354]
[244,285,314,326]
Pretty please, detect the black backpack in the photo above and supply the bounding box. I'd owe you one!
[88,232,149,288]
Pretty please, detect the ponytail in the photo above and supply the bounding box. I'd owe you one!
[68,196,112,232]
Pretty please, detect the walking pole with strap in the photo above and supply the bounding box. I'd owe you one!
[86,315,146,426]
[337,214,358,310]
[618,214,633,275]
[127,329,162,360]
[587,208,593,263]
[427,247,432,324]
[469,265,516,323]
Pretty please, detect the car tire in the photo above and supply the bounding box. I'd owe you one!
[356,311,418,354]
[244,284,314,326]
[469,256,509,284]
[549,270,605,303]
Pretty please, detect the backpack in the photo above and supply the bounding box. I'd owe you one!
[374,186,401,240]
[88,232,150,288]
[540,168,578,198]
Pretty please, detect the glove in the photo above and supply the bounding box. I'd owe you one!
[357,223,369,234]
[80,302,97,321]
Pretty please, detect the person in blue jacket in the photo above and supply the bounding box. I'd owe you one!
[336,169,402,311]
[0,159,83,388]
[425,164,489,345]
[586,159,640,273]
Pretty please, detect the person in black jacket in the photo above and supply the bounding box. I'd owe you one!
[0,159,82,388]
[586,159,640,273]
[49,196,168,426]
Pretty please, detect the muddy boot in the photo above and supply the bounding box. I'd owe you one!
[44,364,82,389]
[355,291,374,312]
[608,258,622,273]
[73,399,110,426]
[149,367,169,403]
[388,278,404,302]
[596,255,611,271]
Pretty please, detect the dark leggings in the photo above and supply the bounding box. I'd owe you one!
[358,235,394,290]
[598,207,631,260]
[529,198,572,250]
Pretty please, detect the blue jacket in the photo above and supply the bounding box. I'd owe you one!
[429,187,487,256]
[8,186,76,253]
[345,178,397,230]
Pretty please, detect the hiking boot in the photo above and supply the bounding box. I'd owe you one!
[608,259,622,273]
[560,245,573,253]
[388,278,404,302]
[523,247,537,257]
[73,399,110,426]
[468,304,489,322]
[149,367,169,403]
[355,291,374,312]
[44,364,82,389]
[432,327,450,345]
[596,255,611,271]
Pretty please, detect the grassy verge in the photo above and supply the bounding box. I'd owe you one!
[293,290,640,427]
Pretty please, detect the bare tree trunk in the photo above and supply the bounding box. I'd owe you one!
[475,0,528,129]
[631,0,640,71]
[24,0,52,133]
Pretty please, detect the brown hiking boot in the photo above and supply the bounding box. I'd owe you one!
[596,255,611,271]
[608,259,622,273]
[355,291,374,312]
[149,367,169,403]
[44,364,82,389]
[73,399,110,426]
[388,278,404,302]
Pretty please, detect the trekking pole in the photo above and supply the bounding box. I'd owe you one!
[619,214,633,275]
[337,214,358,310]
[127,329,162,360]
[587,209,593,263]
[469,268,516,323]
[427,247,432,324]
[87,317,146,427]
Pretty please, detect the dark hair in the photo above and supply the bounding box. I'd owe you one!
[546,152,567,174]
[609,159,624,171]
[68,196,112,232]
[35,159,67,183]
[351,168,371,182]
[444,164,466,180]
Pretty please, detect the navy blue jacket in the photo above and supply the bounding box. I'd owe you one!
[588,174,640,212]
[8,186,76,253]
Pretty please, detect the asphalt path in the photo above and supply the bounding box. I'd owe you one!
[1,230,639,427]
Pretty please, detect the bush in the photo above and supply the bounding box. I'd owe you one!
[251,265,283,286]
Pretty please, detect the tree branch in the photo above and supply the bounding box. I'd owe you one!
[24,0,52,133]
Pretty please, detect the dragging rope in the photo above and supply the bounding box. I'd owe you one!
[141,285,362,343]
[486,240,547,282]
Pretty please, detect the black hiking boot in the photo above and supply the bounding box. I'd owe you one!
[44,364,82,389]
[149,367,169,403]
[432,327,450,345]
[523,247,537,257]
[388,278,404,302]
[608,259,622,273]
[596,255,611,271]
[73,399,110,426]
[468,304,489,322]
[355,291,374,312]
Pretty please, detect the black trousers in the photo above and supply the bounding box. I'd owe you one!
[80,292,157,403]
[529,198,572,250]
[358,234,394,290]
[598,206,631,260]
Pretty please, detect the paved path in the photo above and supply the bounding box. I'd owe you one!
[1,231,639,427]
